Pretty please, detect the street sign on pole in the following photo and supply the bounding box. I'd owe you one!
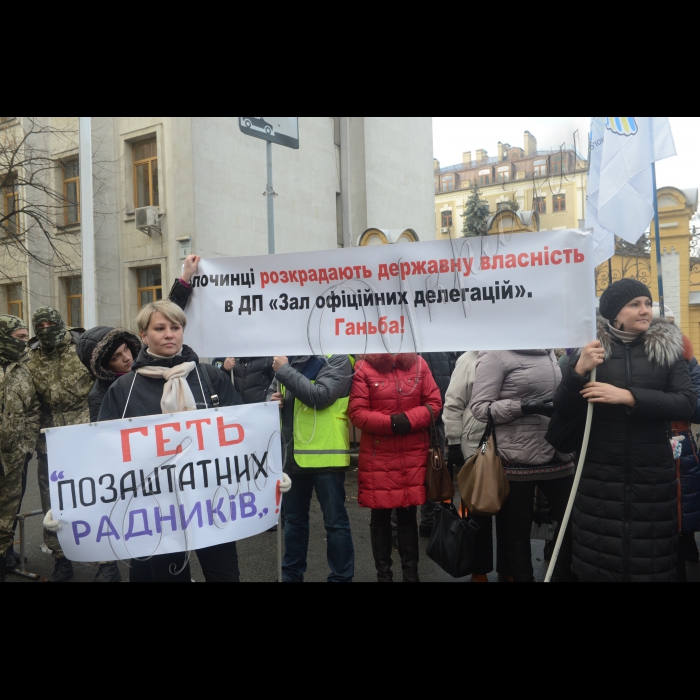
[79,117,97,329]
[238,117,300,255]
[239,117,299,149]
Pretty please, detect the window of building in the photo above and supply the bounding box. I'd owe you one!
[63,161,80,225]
[553,156,566,175]
[479,169,491,186]
[534,196,547,214]
[441,176,454,192]
[442,211,453,228]
[133,140,159,209]
[533,159,548,177]
[138,267,163,308]
[553,194,566,213]
[6,284,22,318]
[64,277,82,327]
[3,180,19,236]
[497,166,511,183]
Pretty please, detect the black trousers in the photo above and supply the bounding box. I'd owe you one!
[129,541,240,583]
[498,476,575,583]
[469,513,512,577]
[373,507,417,529]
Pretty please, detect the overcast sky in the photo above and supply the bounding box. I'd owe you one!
[432,117,699,203]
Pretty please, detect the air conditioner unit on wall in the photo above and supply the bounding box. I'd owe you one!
[135,206,162,235]
[441,228,450,234]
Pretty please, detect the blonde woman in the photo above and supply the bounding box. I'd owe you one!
[98,301,256,582]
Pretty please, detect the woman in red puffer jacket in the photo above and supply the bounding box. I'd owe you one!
[350,353,442,583]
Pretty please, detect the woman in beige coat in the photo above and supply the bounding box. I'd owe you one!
[470,350,575,583]
[445,352,510,582]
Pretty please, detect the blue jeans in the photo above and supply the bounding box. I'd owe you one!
[283,472,355,583]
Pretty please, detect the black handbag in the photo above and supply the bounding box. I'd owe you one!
[426,503,481,579]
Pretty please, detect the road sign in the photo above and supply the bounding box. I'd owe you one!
[239,117,299,149]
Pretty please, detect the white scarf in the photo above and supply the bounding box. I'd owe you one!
[136,362,198,414]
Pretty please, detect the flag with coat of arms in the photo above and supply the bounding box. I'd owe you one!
[586,117,677,265]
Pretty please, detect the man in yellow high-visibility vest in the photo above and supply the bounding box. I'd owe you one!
[269,354,355,583]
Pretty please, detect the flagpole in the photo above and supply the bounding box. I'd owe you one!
[652,163,665,318]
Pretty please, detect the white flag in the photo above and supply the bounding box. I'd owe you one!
[586,117,676,265]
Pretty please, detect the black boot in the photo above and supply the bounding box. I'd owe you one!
[397,526,420,583]
[5,546,18,571]
[0,558,6,583]
[419,502,440,538]
[94,562,122,583]
[48,558,73,583]
[370,528,394,583]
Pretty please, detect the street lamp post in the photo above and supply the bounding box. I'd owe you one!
[79,117,96,329]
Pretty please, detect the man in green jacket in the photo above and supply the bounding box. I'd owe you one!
[268,354,355,583]
[0,315,41,583]
[27,308,93,583]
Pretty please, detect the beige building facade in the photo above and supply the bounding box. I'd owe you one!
[434,131,589,239]
[0,116,435,330]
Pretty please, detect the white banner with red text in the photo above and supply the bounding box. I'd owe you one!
[185,230,596,358]
[46,403,283,562]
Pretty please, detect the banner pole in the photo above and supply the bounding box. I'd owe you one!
[652,163,665,317]
[545,367,596,583]
[277,508,283,583]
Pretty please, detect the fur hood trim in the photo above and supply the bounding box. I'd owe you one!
[597,316,684,368]
[364,353,418,374]
[92,328,142,382]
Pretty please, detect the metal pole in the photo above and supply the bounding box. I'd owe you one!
[545,368,597,583]
[266,140,276,255]
[652,163,665,317]
[277,508,283,583]
[79,117,97,328]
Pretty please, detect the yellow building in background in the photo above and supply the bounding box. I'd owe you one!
[435,131,588,239]
[590,187,699,350]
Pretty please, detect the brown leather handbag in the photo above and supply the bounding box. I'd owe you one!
[425,407,455,503]
[458,408,510,516]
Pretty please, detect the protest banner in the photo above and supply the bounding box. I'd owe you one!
[185,229,596,358]
[46,403,283,563]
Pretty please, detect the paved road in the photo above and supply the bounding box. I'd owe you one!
[6,458,699,583]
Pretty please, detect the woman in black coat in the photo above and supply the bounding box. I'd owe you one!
[555,280,696,582]
[98,300,244,583]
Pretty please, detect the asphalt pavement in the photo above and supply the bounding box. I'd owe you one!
[6,458,699,583]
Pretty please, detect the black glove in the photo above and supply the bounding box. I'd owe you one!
[391,414,412,435]
[521,400,556,418]
[448,444,465,468]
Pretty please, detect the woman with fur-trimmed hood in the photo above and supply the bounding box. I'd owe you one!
[350,354,442,583]
[555,280,696,582]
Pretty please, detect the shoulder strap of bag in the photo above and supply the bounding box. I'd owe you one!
[201,364,220,408]
[487,406,498,453]
[426,406,439,449]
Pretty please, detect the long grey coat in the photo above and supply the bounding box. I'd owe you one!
[443,352,485,460]
[470,349,569,466]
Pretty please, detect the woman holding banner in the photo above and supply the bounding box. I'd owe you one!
[96,300,272,582]
[554,280,696,583]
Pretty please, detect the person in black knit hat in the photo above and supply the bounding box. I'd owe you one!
[599,278,653,326]
[553,278,696,582]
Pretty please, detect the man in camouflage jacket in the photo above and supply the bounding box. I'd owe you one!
[27,307,93,583]
[0,315,41,583]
